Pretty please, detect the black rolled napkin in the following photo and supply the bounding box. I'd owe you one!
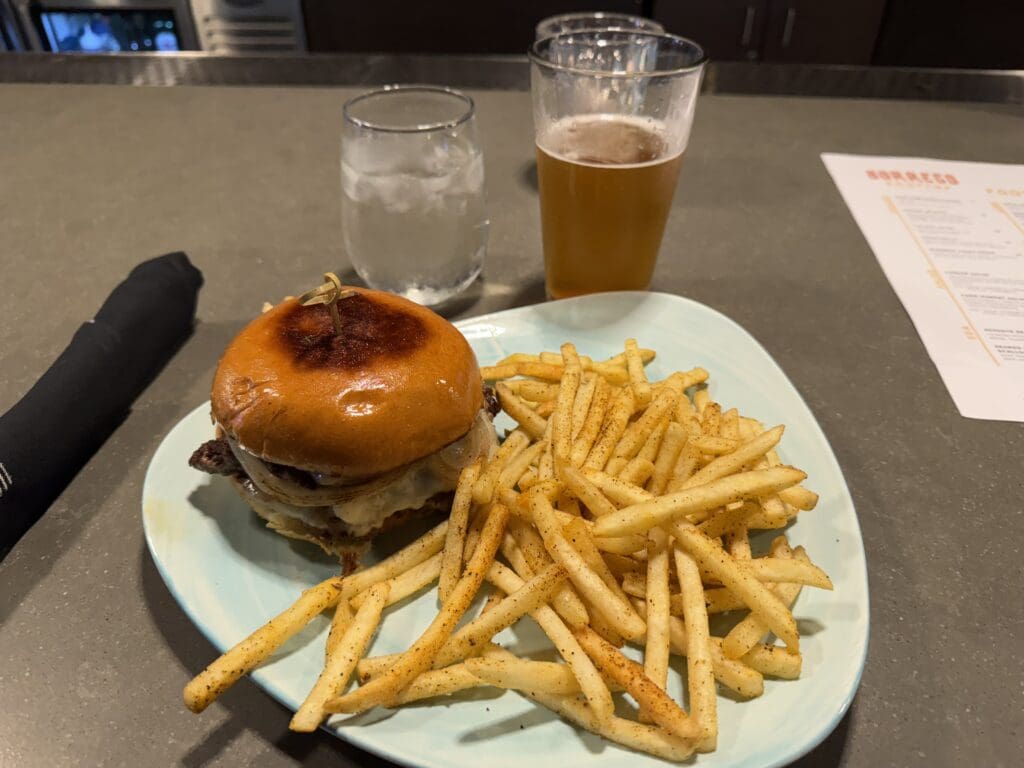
[0,252,203,559]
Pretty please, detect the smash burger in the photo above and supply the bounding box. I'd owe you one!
[189,285,498,572]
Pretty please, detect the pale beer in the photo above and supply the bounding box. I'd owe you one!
[536,116,683,299]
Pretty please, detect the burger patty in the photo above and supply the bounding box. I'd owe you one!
[189,438,242,477]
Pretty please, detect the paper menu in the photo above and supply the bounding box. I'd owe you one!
[822,153,1024,422]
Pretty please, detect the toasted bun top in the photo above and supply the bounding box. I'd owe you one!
[211,288,483,477]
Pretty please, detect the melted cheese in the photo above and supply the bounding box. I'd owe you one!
[234,410,497,537]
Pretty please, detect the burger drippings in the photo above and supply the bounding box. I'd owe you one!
[277,294,428,370]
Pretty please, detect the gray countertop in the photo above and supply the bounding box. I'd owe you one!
[1,82,1023,767]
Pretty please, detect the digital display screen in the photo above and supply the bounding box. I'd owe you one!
[35,9,181,53]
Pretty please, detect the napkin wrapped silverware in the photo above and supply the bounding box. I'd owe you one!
[0,252,203,559]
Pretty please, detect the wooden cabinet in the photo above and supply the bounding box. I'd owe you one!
[654,0,885,64]
[761,0,886,64]
[653,0,767,61]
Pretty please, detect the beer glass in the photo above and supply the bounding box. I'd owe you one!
[535,12,664,39]
[341,85,487,305]
[530,32,705,298]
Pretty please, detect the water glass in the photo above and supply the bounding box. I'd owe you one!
[341,85,487,306]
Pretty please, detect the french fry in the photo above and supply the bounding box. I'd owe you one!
[693,388,711,415]
[496,385,548,439]
[539,351,571,365]
[675,390,699,425]
[642,526,671,710]
[605,456,627,476]
[390,665,485,704]
[688,435,737,455]
[184,576,344,713]
[508,518,590,630]
[324,505,509,714]
[350,551,442,609]
[340,521,448,598]
[592,467,807,538]
[465,654,583,696]
[625,339,652,408]
[434,563,567,668]
[496,353,541,366]
[741,557,832,589]
[504,379,559,402]
[529,492,646,642]
[439,463,481,603]
[485,561,614,722]
[635,585,748,616]
[584,386,635,471]
[701,587,749,614]
[516,361,565,381]
[632,598,764,699]
[575,627,700,742]
[613,380,681,460]
[648,421,688,496]
[591,533,648,556]
[704,633,764,699]
[496,440,547,497]
[674,548,717,751]
[602,348,656,368]
[727,640,803,679]
[587,605,627,647]
[552,344,582,464]
[669,521,800,651]
[325,598,353,659]
[602,551,643,579]
[698,501,760,539]
[290,582,390,732]
[559,463,618,518]
[726,527,752,560]
[721,544,809,659]
[570,376,610,467]
[480,364,518,380]
[637,419,669,464]
[357,661,485,704]
[500,530,534,577]
[584,469,654,506]
[666,443,701,492]
[701,402,722,437]
[562,518,638,613]
[618,456,655,487]
[527,689,697,762]
[675,367,709,391]
[570,372,597,440]
[473,429,530,503]
[720,408,740,440]
[356,653,398,682]
[779,485,819,511]
[518,467,539,490]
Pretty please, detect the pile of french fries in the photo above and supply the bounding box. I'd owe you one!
[183,340,832,762]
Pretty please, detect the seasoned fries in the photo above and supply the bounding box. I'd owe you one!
[184,339,834,763]
[291,582,389,732]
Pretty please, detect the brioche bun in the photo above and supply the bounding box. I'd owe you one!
[211,288,483,478]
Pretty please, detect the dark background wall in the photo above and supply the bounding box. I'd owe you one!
[302,0,1024,69]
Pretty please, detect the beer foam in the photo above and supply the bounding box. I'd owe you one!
[538,115,680,168]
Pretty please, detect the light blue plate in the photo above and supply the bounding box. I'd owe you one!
[143,291,869,768]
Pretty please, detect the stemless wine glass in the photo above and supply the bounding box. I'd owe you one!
[535,11,665,40]
[341,85,488,306]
